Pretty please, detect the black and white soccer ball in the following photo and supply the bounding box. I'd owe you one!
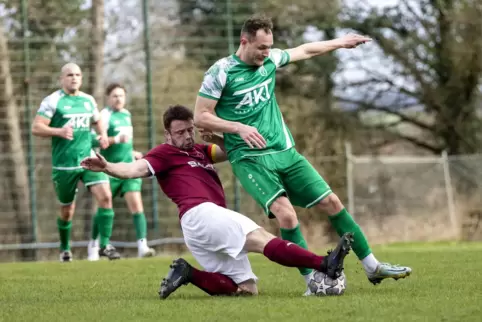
[308,270,347,296]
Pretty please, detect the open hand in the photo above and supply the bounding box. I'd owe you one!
[133,151,143,160]
[237,124,266,149]
[339,33,372,49]
[198,128,214,142]
[81,152,108,172]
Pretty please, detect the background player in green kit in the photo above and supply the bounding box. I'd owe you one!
[89,83,155,260]
[194,15,412,295]
[32,63,121,262]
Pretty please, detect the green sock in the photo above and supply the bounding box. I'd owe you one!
[132,213,147,240]
[280,224,313,276]
[97,208,115,248]
[91,212,100,240]
[57,217,72,251]
[328,208,372,260]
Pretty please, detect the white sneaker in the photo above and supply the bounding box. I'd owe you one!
[87,239,100,261]
[60,250,72,262]
[137,239,156,258]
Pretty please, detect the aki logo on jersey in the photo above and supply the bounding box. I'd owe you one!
[63,113,92,130]
[233,78,272,113]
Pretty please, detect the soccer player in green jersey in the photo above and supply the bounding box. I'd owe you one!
[194,15,412,295]
[32,63,121,262]
[89,83,155,260]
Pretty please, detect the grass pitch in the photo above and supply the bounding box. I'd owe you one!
[1,242,482,322]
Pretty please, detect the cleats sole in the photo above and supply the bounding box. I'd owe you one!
[326,232,354,279]
[369,270,412,285]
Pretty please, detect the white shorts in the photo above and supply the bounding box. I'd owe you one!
[181,202,260,284]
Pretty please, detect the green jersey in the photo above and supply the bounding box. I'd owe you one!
[94,107,134,163]
[198,48,294,162]
[37,90,100,170]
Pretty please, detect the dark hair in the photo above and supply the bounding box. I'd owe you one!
[163,105,193,130]
[105,82,126,96]
[241,14,273,40]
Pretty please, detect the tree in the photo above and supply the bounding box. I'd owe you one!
[0,22,33,259]
[176,0,254,67]
[2,0,88,95]
[88,0,104,105]
[0,0,99,259]
[338,0,482,155]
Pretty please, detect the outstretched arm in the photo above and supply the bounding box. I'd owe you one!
[104,160,150,179]
[286,34,372,63]
[81,153,151,179]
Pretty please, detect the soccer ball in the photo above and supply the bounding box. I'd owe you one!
[308,270,347,296]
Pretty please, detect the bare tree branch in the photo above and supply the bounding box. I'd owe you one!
[341,18,442,109]
[104,44,142,65]
[391,132,443,153]
[369,137,398,150]
[401,0,436,39]
[337,97,435,132]
[343,66,423,102]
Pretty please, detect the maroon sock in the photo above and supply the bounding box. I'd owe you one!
[263,237,324,270]
[189,267,239,296]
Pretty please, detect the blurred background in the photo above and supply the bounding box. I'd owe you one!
[1,0,482,262]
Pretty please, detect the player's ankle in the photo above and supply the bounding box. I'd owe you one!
[186,264,197,282]
[319,257,328,273]
[361,253,379,273]
[302,271,314,285]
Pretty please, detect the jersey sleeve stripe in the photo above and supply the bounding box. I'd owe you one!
[208,144,217,162]
[142,159,156,177]
[282,51,291,66]
[198,92,220,101]
[36,112,52,119]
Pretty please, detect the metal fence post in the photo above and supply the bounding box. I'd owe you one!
[226,0,241,212]
[442,150,458,239]
[345,142,355,217]
[21,0,38,252]
[142,0,159,236]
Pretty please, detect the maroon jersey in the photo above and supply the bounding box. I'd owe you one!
[143,143,227,218]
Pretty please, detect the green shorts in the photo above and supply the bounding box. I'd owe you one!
[231,148,332,217]
[109,176,142,198]
[52,168,109,205]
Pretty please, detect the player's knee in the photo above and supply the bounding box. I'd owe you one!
[129,206,143,214]
[126,192,144,213]
[94,189,112,208]
[237,279,258,296]
[237,288,258,296]
[128,201,143,214]
[97,194,112,208]
[60,204,75,221]
[317,193,344,215]
[270,196,298,229]
[244,228,275,253]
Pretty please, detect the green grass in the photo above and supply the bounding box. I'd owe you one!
[1,242,482,322]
